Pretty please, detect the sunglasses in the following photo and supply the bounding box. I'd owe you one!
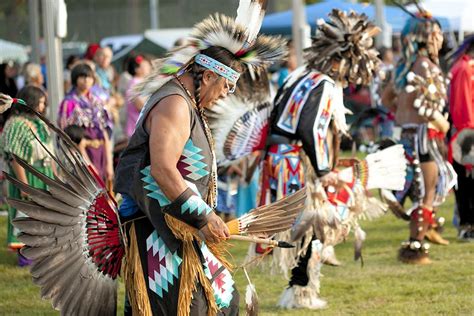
[225,79,236,94]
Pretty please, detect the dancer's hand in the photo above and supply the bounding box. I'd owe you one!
[200,212,230,243]
[319,171,339,187]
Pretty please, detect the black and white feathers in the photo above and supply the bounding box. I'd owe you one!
[135,0,286,97]
[305,9,381,87]
[4,100,123,316]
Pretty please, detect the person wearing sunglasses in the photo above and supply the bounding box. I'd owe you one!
[114,8,285,315]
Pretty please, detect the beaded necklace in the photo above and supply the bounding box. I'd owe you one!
[174,75,218,208]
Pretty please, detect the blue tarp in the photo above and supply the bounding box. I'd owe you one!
[261,0,451,35]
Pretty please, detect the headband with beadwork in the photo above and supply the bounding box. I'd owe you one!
[194,54,240,84]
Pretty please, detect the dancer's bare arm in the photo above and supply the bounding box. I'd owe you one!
[145,95,229,241]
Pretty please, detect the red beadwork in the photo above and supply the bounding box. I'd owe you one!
[86,191,124,279]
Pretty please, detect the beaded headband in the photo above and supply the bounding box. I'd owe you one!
[194,54,240,84]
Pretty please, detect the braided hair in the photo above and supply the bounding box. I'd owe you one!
[192,64,204,106]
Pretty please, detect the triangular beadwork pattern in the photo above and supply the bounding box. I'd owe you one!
[200,242,235,309]
[177,139,209,181]
[146,231,182,298]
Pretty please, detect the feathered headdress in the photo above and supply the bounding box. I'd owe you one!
[135,0,286,97]
[393,0,442,89]
[304,9,381,87]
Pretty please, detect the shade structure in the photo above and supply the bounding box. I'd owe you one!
[109,28,191,71]
[261,0,451,36]
[0,39,29,63]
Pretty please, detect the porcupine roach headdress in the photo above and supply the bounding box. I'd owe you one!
[135,0,287,98]
[394,0,442,89]
[304,9,381,87]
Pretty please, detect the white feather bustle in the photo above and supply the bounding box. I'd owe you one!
[206,91,274,166]
[337,144,407,191]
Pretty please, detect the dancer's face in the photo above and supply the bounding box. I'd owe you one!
[76,75,94,93]
[428,24,443,58]
[200,70,235,108]
[37,96,46,114]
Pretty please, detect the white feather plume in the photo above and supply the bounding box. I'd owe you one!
[243,267,259,316]
[338,145,407,191]
[354,225,366,261]
[364,144,407,190]
[236,0,266,44]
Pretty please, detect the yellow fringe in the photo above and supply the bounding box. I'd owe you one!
[123,223,152,316]
[225,219,240,235]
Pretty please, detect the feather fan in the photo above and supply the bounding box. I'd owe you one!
[3,96,123,315]
[226,188,307,236]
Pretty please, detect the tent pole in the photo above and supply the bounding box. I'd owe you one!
[292,0,310,67]
[150,0,159,29]
[28,0,41,64]
[374,0,391,48]
[42,0,64,122]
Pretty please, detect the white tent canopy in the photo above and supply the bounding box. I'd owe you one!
[0,39,29,63]
[144,28,192,50]
[419,0,474,34]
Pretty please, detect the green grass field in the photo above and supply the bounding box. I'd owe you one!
[0,194,473,315]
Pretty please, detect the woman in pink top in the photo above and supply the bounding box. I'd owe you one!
[58,63,114,182]
[125,55,151,138]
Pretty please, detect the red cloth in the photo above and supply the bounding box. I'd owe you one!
[84,43,100,60]
[411,206,436,226]
[427,128,444,140]
[449,54,474,130]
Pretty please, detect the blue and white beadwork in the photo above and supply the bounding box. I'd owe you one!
[200,242,235,309]
[146,231,182,298]
[178,139,210,181]
[181,195,212,216]
[195,54,240,84]
[141,165,200,206]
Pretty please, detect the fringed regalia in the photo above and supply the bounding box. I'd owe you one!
[115,81,238,315]
[260,68,402,309]
[382,2,456,262]
[0,1,291,315]
[114,1,287,312]
[243,9,406,310]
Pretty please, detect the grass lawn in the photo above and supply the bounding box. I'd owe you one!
[0,194,473,315]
